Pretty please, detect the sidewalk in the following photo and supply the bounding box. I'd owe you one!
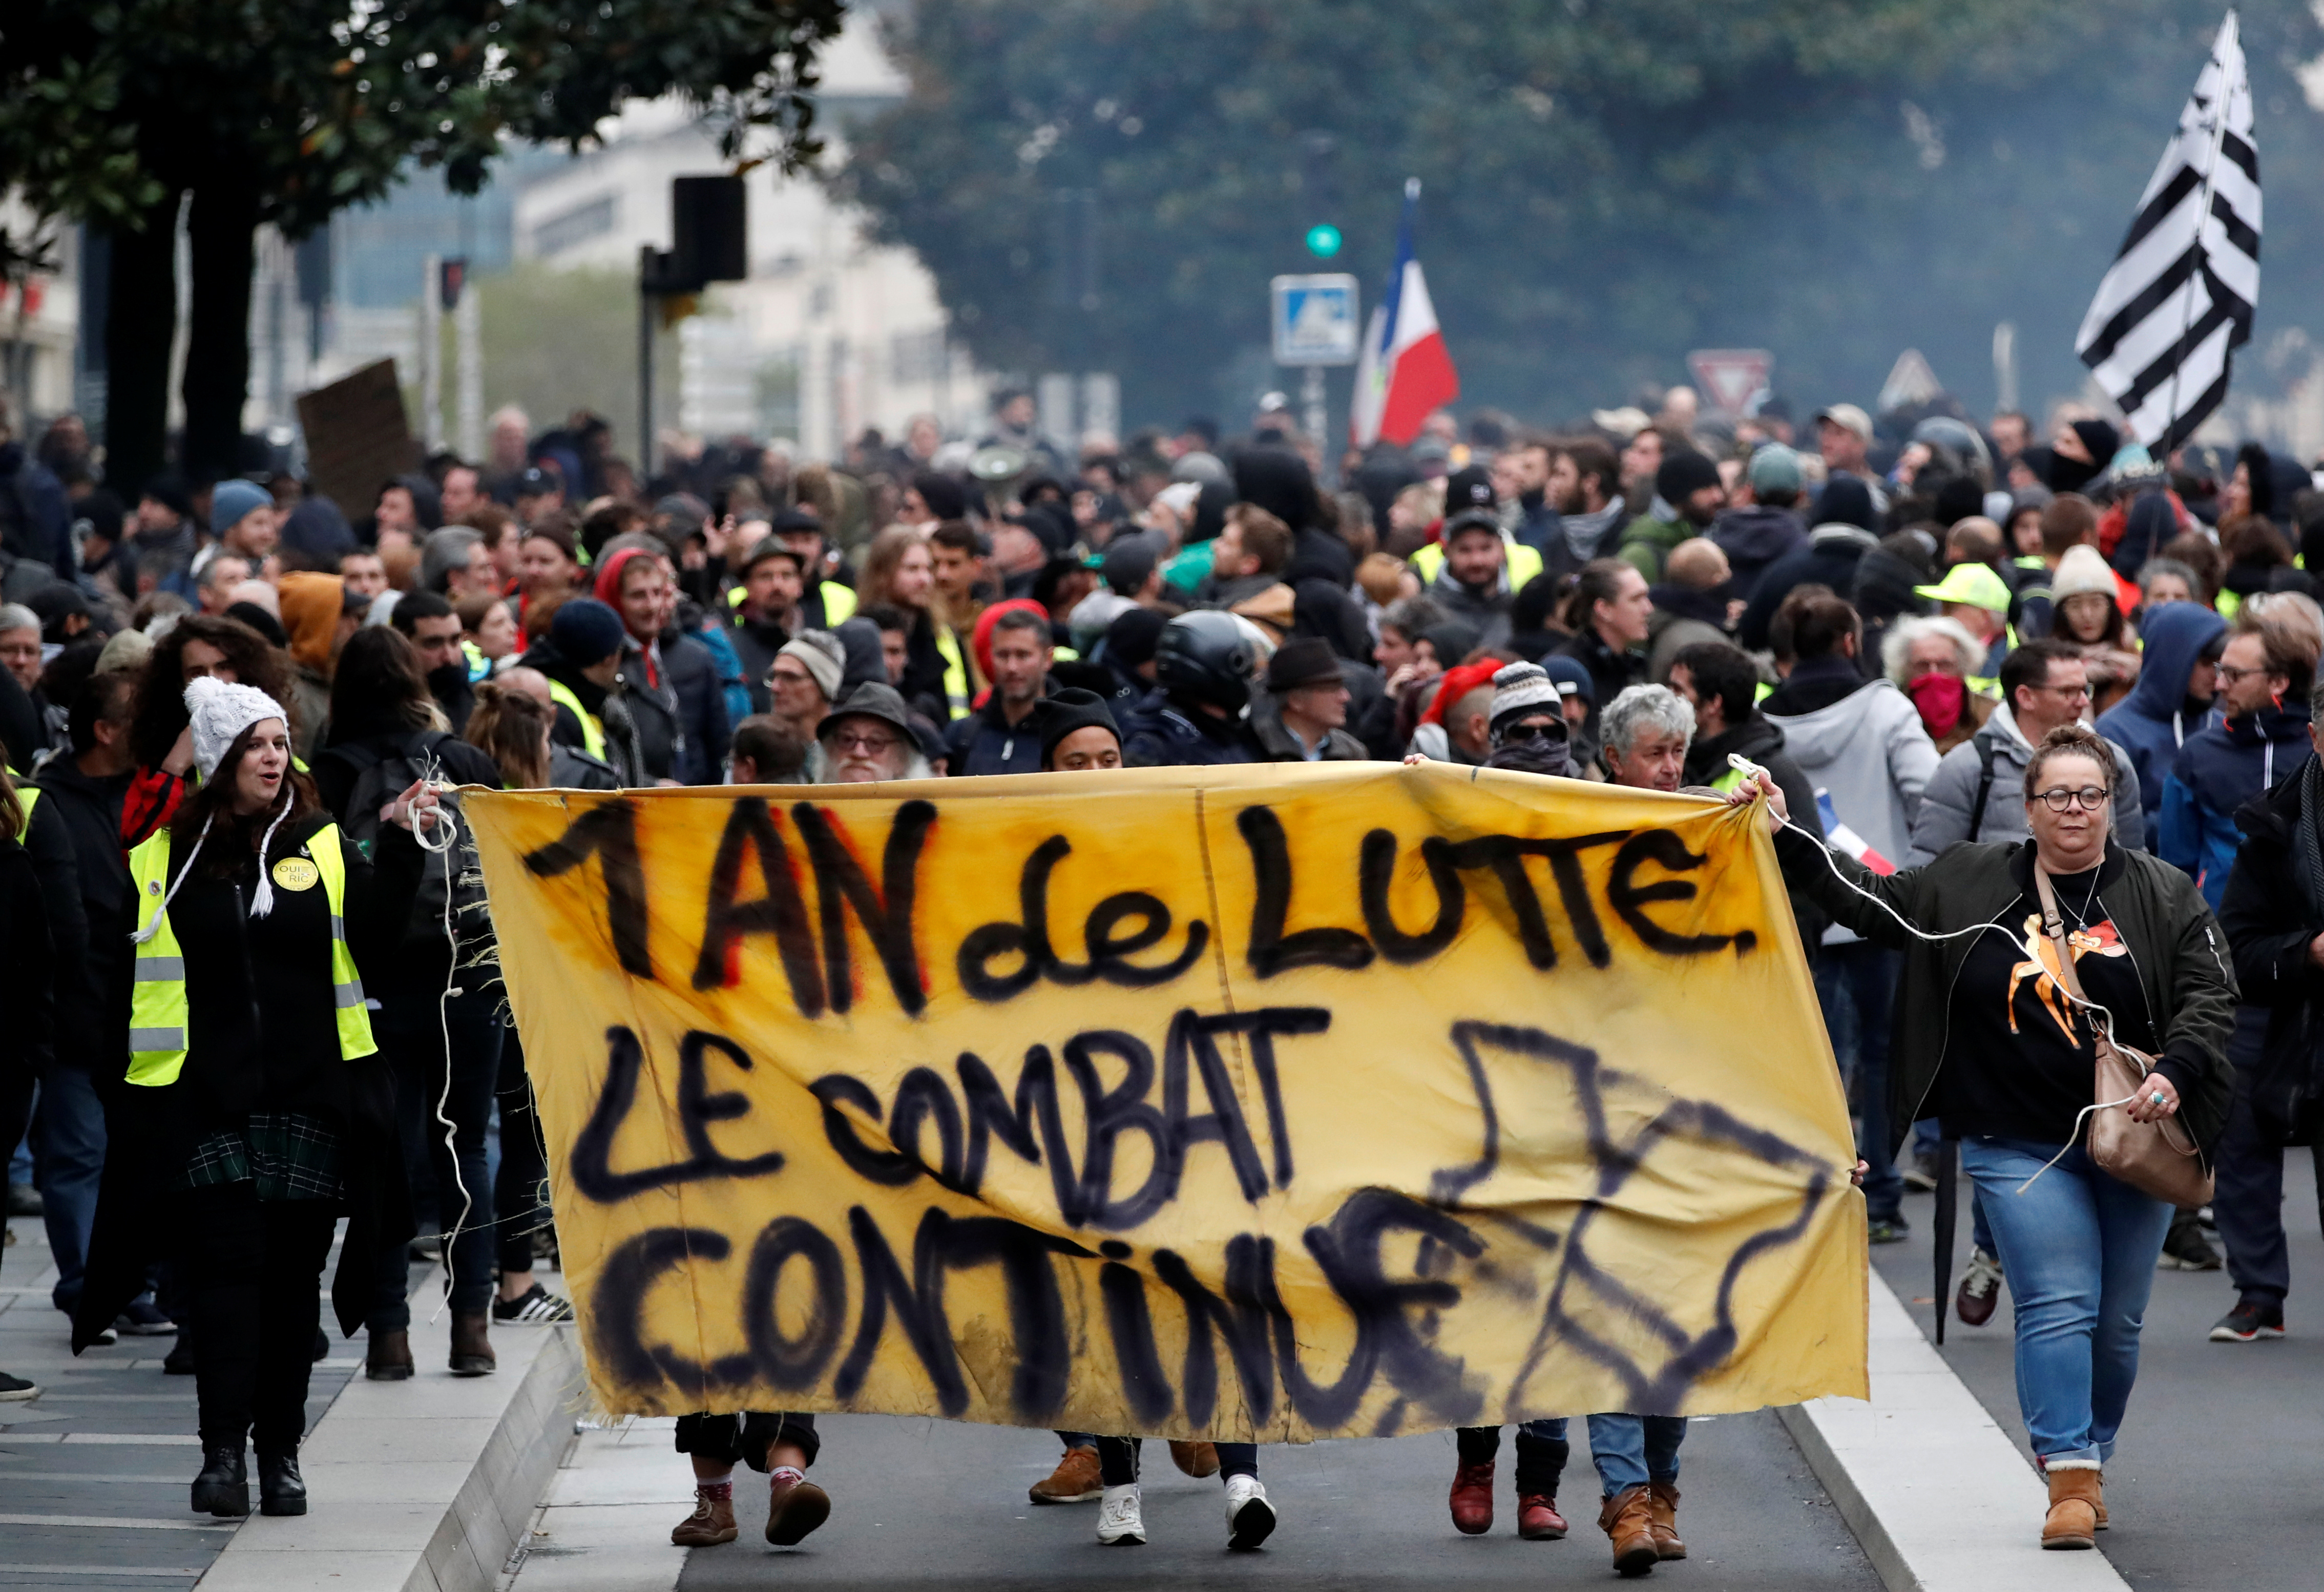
[0,1221,358,1590]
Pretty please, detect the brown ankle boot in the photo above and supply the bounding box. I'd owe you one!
[2041,1463,2100,1550]
[670,1485,737,1546]
[1599,1485,1660,1577]
[365,1328,412,1381]
[448,1310,495,1377]
[1647,1480,1686,1559]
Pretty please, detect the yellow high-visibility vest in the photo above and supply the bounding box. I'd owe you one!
[546,679,609,763]
[934,625,970,720]
[125,823,375,1087]
[1409,536,1545,592]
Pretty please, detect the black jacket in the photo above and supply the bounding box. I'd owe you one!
[27,759,131,1070]
[1775,826,2237,1158]
[944,685,1051,776]
[1737,525,1879,652]
[652,628,731,785]
[1120,688,1263,767]
[1685,713,1826,949]
[2219,771,2324,1142]
[730,613,789,716]
[0,830,54,1089]
[75,812,424,1347]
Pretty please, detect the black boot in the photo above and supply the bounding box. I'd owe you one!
[257,1449,307,1517]
[191,1443,249,1518]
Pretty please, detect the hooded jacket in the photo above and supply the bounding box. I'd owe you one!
[2095,601,2228,838]
[1905,700,2145,865]
[1708,504,1807,602]
[1763,660,1941,940]
[1775,826,2235,1158]
[2161,698,2316,911]
[1737,521,1880,652]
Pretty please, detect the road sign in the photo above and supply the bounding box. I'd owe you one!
[1686,348,1775,416]
[1271,273,1360,366]
[1879,348,1943,413]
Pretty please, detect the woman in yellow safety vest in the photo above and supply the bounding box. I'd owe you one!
[99,676,439,1523]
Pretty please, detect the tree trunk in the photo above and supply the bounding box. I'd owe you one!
[102,191,183,497]
[181,178,261,483]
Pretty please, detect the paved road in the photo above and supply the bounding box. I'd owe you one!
[1873,1150,2324,1591]
[661,1410,1879,1591]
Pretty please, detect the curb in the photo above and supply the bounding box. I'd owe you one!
[1779,1269,2130,1592]
[195,1272,583,1592]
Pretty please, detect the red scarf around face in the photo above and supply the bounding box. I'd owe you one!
[1908,671,1965,741]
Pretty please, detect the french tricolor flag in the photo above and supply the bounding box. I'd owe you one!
[1816,790,1895,875]
[1351,179,1460,448]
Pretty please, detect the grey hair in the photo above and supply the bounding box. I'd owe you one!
[1600,683,1693,758]
[1880,614,1983,686]
[1379,594,1445,638]
[0,603,40,636]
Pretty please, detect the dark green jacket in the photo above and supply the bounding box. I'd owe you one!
[1774,827,2238,1158]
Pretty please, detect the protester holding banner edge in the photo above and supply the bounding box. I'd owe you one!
[1732,722,2234,1551]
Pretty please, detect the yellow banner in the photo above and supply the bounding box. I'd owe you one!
[467,763,1866,1442]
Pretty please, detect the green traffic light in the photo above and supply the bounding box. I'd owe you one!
[1305,223,1343,259]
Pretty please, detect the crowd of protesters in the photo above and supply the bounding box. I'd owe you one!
[1,374,2320,1563]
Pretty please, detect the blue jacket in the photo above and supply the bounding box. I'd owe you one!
[2096,601,2227,841]
[2160,699,2314,911]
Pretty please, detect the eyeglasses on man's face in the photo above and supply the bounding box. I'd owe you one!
[833,730,898,755]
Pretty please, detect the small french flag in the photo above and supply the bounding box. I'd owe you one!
[1350,179,1460,448]
[1816,790,1895,875]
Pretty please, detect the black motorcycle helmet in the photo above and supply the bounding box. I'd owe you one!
[1155,610,1260,714]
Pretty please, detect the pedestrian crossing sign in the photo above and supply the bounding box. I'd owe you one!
[1271,273,1360,366]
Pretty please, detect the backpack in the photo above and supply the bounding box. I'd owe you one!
[317,730,493,949]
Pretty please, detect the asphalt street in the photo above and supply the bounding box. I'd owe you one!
[1871,1148,2324,1590]
[666,1409,1880,1591]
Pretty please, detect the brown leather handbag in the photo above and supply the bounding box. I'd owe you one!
[2034,865,2213,1209]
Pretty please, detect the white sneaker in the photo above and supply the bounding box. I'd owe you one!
[1224,1475,1275,1550]
[1097,1483,1145,1545]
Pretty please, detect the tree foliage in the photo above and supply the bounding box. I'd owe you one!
[0,0,844,477]
[840,0,2324,425]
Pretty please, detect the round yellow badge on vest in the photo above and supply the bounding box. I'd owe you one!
[271,856,320,892]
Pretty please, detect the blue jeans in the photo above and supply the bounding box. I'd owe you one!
[32,1061,107,1313]
[1816,941,1903,1223]
[1499,1415,1684,1496]
[1960,1136,2173,1464]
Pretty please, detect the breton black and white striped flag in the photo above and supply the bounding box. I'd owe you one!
[2076,11,2259,452]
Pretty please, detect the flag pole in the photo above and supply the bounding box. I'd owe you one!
[2162,12,2236,451]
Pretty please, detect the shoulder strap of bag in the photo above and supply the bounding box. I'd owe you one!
[2032,863,2087,1001]
[1971,732,2001,841]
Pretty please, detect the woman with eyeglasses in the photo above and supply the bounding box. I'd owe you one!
[1733,721,2234,1552]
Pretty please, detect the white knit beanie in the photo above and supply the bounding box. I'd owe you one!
[185,676,289,782]
[2051,544,2119,603]
[132,676,300,934]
